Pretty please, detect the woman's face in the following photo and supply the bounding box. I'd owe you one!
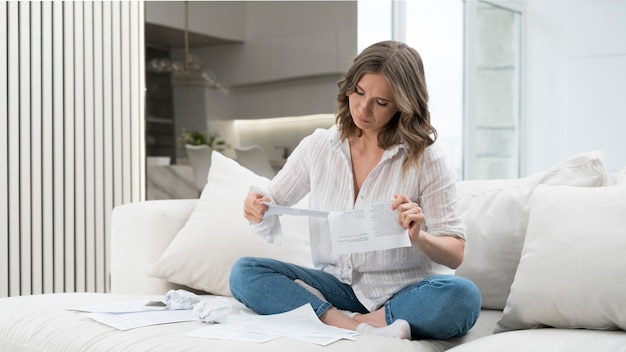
[348,73,399,134]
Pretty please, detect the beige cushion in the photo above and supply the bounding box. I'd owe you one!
[455,151,607,309]
[148,151,313,296]
[495,184,626,332]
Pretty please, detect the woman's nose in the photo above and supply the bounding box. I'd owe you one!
[358,97,372,112]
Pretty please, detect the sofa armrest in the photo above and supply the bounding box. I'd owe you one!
[110,199,197,294]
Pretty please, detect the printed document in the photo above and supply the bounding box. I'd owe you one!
[86,310,198,331]
[327,201,411,254]
[264,201,411,254]
[186,304,357,346]
[70,298,197,330]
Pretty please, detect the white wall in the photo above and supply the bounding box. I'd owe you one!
[208,114,336,161]
[145,1,246,42]
[523,0,626,175]
[169,1,357,157]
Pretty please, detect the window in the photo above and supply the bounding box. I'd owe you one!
[358,0,523,180]
[358,0,464,177]
[464,1,522,179]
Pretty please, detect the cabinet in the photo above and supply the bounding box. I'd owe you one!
[145,46,176,163]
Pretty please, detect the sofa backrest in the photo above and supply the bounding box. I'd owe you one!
[455,151,607,310]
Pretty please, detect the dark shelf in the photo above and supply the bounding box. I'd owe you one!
[145,46,176,163]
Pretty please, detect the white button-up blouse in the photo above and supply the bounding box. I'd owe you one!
[251,125,465,311]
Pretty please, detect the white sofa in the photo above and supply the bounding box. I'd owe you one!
[1,150,625,352]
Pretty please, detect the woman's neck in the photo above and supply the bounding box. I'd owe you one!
[349,133,384,200]
[351,129,380,150]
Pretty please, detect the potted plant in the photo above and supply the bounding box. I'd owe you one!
[177,127,230,155]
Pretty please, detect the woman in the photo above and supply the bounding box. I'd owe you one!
[230,41,481,340]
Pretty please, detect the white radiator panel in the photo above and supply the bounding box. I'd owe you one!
[1,1,145,298]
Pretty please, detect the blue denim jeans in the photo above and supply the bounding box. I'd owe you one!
[229,257,481,340]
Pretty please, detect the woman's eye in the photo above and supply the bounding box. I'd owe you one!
[377,100,389,107]
[355,89,365,96]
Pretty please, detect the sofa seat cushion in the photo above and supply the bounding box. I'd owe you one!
[446,329,626,352]
[0,293,457,352]
[454,309,502,343]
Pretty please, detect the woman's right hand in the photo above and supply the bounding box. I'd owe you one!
[243,192,270,223]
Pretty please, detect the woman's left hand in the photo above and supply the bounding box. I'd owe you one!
[391,194,425,243]
[391,193,465,269]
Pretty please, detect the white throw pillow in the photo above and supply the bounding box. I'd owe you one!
[148,151,313,296]
[495,184,626,332]
[613,167,626,185]
[455,151,607,309]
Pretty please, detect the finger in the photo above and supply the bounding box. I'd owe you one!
[245,200,268,222]
[403,212,425,232]
[243,193,268,222]
[399,205,423,229]
[243,209,256,222]
[255,196,269,211]
[248,211,263,223]
[395,198,416,223]
[391,193,410,210]
[250,200,268,219]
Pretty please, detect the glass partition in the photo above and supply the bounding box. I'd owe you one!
[464,1,522,179]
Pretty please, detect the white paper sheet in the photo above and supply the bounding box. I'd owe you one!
[86,310,199,331]
[186,304,357,346]
[186,318,279,343]
[328,201,411,255]
[265,201,411,254]
[264,202,329,218]
[69,299,166,313]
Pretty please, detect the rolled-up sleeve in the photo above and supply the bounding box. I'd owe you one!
[418,146,465,240]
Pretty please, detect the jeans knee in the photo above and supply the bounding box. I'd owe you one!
[444,276,481,336]
[416,275,481,339]
[453,276,482,315]
[229,256,257,295]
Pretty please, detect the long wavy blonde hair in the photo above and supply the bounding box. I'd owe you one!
[336,40,437,175]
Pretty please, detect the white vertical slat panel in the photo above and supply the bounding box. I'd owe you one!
[41,1,54,294]
[73,0,86,292]
[93,1,106,292]
[1,0,145,298]
[19,2,34,296]
[102,2,114,293]
[139,1,146,201]
[7,1,21,297]
[111,1,122,207]
[120,2,131,205]
[52,0,65,293]
[63,2,76,293]
[0,1,9,298]
[19,0,33,297]
[130,1,145,202]
[83,1,96,293]
[30,1,44,295]
[107,2,122,291]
